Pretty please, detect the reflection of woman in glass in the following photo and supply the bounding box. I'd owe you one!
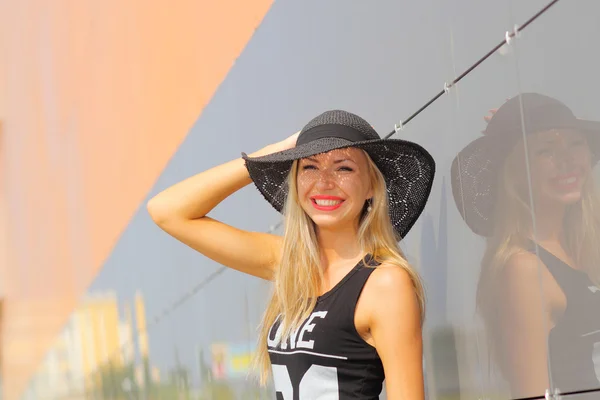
[451,93,600,399]
[148,110,435,399]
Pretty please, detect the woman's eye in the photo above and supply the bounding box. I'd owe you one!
[338,166,354,172]
[302,165,317,170]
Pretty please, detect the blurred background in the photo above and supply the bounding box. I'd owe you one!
[1,0,599,399]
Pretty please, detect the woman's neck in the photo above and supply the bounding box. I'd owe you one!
[527,200,583,269]
[530,199,566,245]
[316,225,364,269]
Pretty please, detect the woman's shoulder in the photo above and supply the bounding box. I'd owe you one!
[504,247,543,270]
[367,263,414,290]
[499,248,551,289]
[359,263,421,326]
[361,263,418,309]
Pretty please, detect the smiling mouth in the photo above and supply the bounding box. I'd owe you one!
[557,177,577,185]
[551,173,582,191]
[311,197,345,211]
[313,199,343,206]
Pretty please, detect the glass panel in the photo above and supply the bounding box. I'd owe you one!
[512,0,600,399]
[409,1,532,400]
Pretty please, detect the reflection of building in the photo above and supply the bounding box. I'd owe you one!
[25,317,86,399]
[135,292,148,358]
[26,291,160,398]
[421,178,448,328]
[210,342,254,381]
[419,179,461,399]
[79,291,124,387]
[1,4,273,398]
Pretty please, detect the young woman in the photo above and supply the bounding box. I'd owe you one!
[148,110,435,399]
[451,93,600,399]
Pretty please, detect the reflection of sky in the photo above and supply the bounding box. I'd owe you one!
[79,0,600,383]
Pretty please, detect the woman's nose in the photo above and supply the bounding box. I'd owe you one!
[314,171,336,191]
[552,143,577,164]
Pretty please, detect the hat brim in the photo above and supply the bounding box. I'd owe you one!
[573,118,600,133]
[573,119,600,155]
[452,119,600,237]
[242,136,436,240]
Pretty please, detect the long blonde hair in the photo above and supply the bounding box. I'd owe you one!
[476,136,600,371]
[253,150,426,384]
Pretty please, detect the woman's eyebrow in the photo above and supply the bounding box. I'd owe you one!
[333,158,356,164]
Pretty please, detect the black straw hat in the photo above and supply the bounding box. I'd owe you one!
[242,110,436,240]
[451,93,600,237]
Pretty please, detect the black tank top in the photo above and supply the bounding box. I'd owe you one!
[267,255,384,400]
[531,244,600,397]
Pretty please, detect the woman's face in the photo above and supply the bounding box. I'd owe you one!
[296,147,374,232]
[519,129,592,207]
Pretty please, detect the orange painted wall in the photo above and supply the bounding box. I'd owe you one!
[0,1,272,398]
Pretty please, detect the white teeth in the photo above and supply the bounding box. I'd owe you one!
[558,177,577,184]
[314,199,342,206]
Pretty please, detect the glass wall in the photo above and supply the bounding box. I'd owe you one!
[13,0,600,399]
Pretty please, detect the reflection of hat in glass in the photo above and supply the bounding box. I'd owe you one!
[242,110,436,239]
[451,93,600,237]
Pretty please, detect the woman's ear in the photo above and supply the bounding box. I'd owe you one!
[367,187,374,200]
[365,198,373,213]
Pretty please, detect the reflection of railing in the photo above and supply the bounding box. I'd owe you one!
[515,386,600,400]
[382,0,561,140]
[42,221,282,400]
[146,220,282,327]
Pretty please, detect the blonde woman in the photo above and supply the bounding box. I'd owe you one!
[148,110,435,399]
[451,93,600,399]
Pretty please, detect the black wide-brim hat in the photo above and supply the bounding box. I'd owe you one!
[451,93,600,237]
[242,110,436,240]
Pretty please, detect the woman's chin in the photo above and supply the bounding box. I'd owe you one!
[557,192,584,205]
[544,188,584,206]
[310,215,355,232]
[311,217,342,229]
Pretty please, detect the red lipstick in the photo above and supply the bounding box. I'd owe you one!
[551,172,581,192]
[310,195,345,211]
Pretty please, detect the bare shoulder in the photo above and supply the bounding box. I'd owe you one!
[365,263,415,295]
[496,249,563,325]
[360,263,420,321]
[501,250,548,288]
[357,264,424,399]
[505,250,543,270]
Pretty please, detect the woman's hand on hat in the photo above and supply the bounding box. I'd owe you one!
[481,108,499,134]
[250,131,300,158]
[481,97,511,132]
[484,108,498,123]
[277,130,300,151]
